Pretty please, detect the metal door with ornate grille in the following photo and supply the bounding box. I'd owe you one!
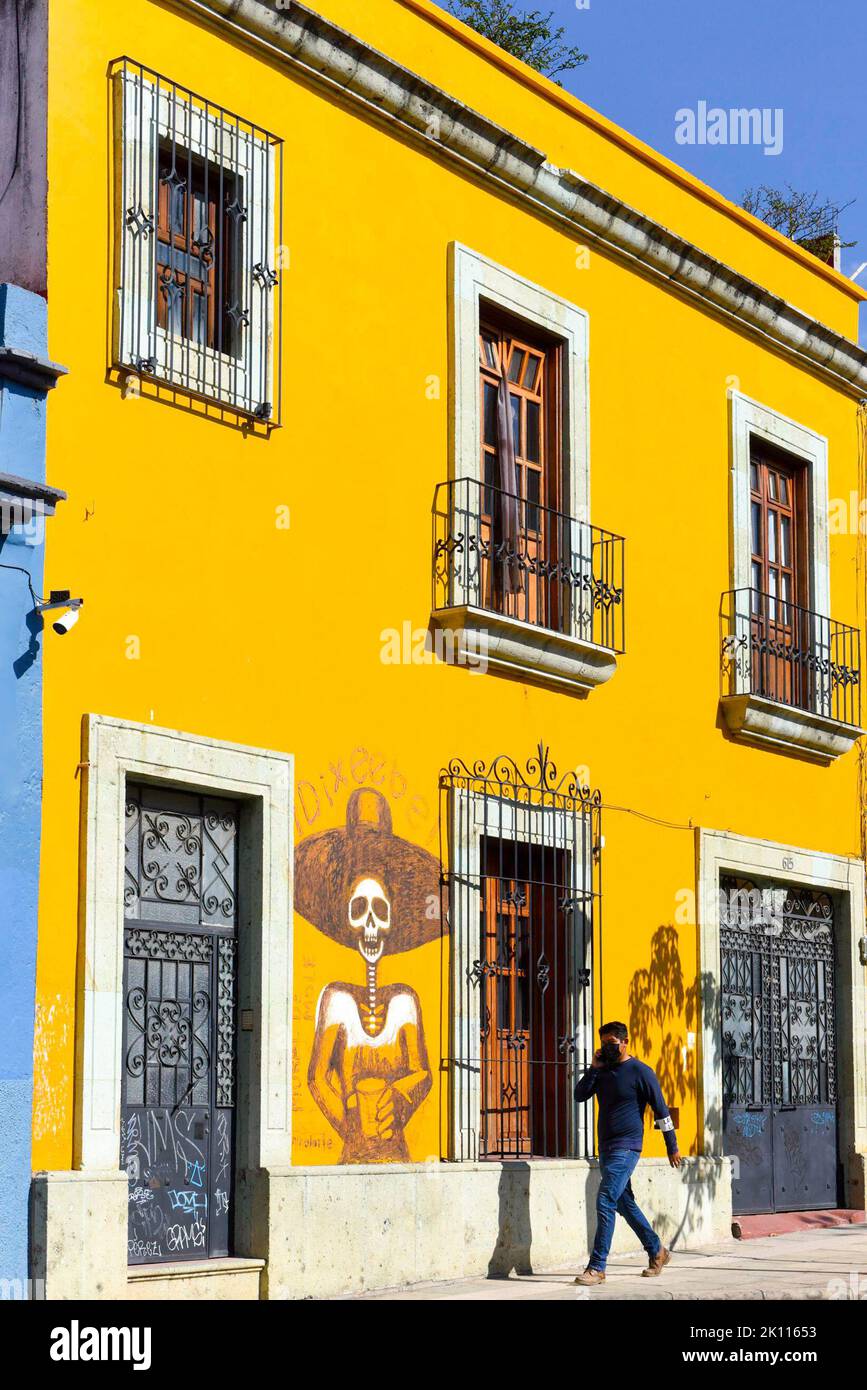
[121,784,238,1264]
[720,876,838,1215]
[441,745,600,1161]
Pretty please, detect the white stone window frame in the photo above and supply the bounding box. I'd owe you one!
[78,715,294,1177]
[450,243,590,530]
[441,246,618,693]
[116,69,276,416]
[449,787,595,1162]
[729,390,830,619]
[722,393,864,758]
[697,828,867,1178]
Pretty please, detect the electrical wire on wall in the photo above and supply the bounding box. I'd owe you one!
[600,802,694,832]
[0,560,41,607]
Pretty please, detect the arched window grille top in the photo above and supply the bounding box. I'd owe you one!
[440,744,601,1161]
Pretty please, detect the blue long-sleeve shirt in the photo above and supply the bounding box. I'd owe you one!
[575,1057,678,1157]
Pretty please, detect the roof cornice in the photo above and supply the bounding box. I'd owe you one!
[177,0,867,397]
[400,0,866,304]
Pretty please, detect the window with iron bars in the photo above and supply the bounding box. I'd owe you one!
[440,746,600,1161]
[111,58,283,421]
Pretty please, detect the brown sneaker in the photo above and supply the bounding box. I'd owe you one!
[573,1267,606,1286]
[641,1246,671,1277]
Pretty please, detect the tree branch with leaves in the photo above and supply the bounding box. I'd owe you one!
[741,184,856,264]
[445,0,587,83]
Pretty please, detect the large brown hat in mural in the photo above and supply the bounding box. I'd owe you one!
[294,788,445,954]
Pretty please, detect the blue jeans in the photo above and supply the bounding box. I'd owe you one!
[588,1149,661,1272]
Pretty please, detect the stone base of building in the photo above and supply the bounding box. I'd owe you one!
[27,1156,734,1300]
[843,1151,867,1211]
[30,1169,129,1300]
[126,1256,265,1300]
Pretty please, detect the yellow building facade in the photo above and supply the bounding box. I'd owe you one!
[31,0,867,1298]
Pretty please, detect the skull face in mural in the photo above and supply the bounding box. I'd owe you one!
[348,877,391,964]
[296,788,443,1164]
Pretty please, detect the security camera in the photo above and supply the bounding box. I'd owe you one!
[53,607,80,635]
[36,590,84,634]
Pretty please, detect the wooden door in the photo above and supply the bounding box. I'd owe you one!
[749,447,807,707]
[479,841,571,1158]
[478,318,562,629]
[481,873,531,1156]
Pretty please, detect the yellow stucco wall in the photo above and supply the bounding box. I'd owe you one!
[35,0,865,1172]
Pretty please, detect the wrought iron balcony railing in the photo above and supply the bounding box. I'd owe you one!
[432,477,625,653]
[720,588,861,727]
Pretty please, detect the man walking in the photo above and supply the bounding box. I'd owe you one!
[574,1021,681,1285]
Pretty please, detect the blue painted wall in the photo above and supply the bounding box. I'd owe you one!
[0,283,51,1297]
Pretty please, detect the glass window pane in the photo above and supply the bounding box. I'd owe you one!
[751,561,762,592]
[507,349,524,383]
[166,280,184,337]
[781,515,791,566]
[171,184,185,235]
[779,475,789,504]
[497,971,509,1030]
[526,469,540,531]
[750,461,759,492]
[769,473,777,501]
[516,967,528,1032]
[496,911,508,956]
[524,355,540,390]
[768,513,777,563]
[510,393,520,455]
[483,452,495,514]
[484,382,497,445]
[192,296,203,345]
[526,400,540,462]
[192,192,207,244]
[751,501,762,555]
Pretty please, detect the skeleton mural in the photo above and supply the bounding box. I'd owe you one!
[296,787,444,1163]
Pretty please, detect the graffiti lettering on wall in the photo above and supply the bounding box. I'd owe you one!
[294,745,437,852]
[121,1105,211,1262]
[295,787,446,1163]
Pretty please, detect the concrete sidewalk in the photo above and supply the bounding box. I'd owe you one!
[350,1226,867,1300]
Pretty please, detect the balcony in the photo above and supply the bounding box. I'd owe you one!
[431,477,625,695]
[719,588,863,762]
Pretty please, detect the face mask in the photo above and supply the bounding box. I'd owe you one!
[600,1040,622,1068]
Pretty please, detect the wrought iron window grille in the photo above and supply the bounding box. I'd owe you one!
[432,476,625,652]
[720,587,861,727]
[720,874,836,1111]
[440,744,601,1161]
[111,58,283,423]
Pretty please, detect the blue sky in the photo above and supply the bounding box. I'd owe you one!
[461,0,867,337]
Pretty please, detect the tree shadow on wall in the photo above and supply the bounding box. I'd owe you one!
[628,924,698,1111]
[628,927,729,1249]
